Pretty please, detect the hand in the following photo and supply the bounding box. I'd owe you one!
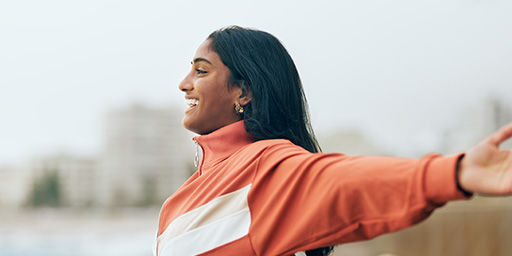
[458,122,512,196]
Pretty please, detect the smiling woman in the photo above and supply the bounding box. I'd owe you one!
[154,26,512,256]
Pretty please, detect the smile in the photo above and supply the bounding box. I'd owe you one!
[186,98,199,107]
[185,98,199,113]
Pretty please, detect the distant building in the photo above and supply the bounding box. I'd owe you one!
[99,103,194,207]
[27,153,98,207]
[1,104,197,208]
[0,164,31,208]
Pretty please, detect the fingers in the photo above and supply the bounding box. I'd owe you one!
[486,122,512,146]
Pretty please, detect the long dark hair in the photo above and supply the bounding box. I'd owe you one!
[208,26,333,256]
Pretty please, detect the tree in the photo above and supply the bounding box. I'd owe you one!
[25,170,63,207]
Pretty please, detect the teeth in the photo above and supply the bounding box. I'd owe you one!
[186,98,199,107]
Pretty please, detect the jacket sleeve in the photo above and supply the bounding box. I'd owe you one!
[247,141,470,256]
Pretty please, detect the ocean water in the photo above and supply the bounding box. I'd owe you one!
[0,209,158,256]
[0,230,153,256]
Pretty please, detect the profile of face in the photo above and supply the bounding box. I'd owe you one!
[178,40,249,135]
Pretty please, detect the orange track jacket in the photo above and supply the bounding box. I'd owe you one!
[155,121,469,256]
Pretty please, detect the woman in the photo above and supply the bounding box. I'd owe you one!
[154,26,512,256]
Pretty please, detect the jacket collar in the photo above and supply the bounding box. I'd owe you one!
[193,121,255,170]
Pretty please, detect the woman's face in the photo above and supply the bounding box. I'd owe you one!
[179,40,243,135]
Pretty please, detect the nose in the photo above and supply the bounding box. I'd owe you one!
[178,73,194,92]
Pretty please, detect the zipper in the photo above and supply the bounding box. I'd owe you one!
[193,139,204,173]
[194,141,200,168]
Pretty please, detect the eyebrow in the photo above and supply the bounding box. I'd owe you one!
[192,57,212,65]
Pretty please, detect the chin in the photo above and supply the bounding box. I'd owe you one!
[182,117,196,133]
[182,117,207,135]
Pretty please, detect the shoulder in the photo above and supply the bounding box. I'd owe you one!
[228,139,311,168]
[237,139,313,170]
[245,138,309,155]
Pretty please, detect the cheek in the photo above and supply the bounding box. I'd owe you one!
[202,85,235,111]
[206,95,234,115]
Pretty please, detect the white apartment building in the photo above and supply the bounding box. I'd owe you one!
[99,103,194,207]
[28,153,98,207]
[0,164,31,208]
[0,154,97,208]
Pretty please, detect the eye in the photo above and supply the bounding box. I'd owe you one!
[195,68,208,75]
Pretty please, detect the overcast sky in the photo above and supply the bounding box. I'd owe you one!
[1,0,511,164]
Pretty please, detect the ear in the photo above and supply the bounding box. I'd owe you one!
[238,81,252,106]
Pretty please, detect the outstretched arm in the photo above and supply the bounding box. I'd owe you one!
[458,122,512,195]
[249,141,469,255]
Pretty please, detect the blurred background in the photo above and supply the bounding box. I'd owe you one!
[1,0,512,255]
